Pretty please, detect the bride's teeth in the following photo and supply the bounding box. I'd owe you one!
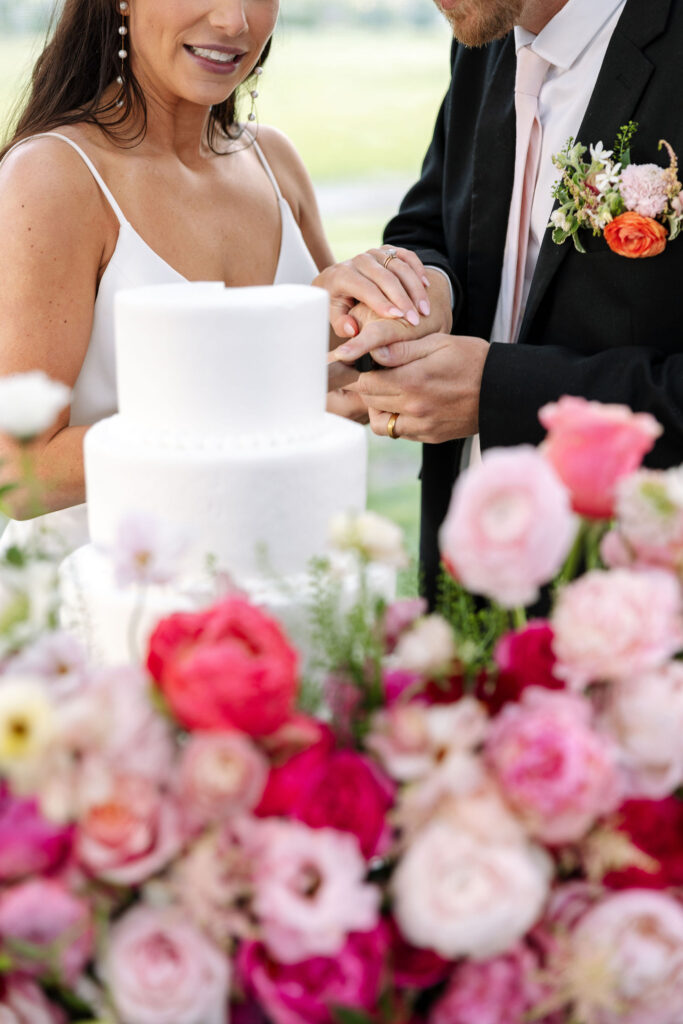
[190,47,237,63]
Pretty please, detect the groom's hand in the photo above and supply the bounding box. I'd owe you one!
[345,333,489,444]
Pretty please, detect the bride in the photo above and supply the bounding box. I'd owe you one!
[0,0,431,552]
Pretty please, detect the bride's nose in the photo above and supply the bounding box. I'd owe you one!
[208,0,249,36]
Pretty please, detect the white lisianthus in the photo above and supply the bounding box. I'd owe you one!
[329,510,407,567]
[110,510,189,587]
[0,371,71,441]
[392,614,458,677]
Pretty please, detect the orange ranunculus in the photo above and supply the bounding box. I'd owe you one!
[604,211,668,258]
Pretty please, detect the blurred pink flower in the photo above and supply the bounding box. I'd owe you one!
[428,944,547,1024]
[238,925,388,1024]
[110,510,188,586]
[0,784,72,883]
[620,162,670,218]
[247,819,380,963]
[0,879,93,984]
[9,632,89,698]
[76,775,182,886]
[178,731,269,833]
[322,674,362,745]
[0,975,66,1023]
[486,688,622,844]
[100,904,229,1024]
[539,396,661,519]
[552,568,683,689]
[383,598,428,652]
[440,446,575,607]
[605,468,683,573]
[392,614,458,677]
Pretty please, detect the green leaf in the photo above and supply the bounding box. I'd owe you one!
[331,1008,376,1024]
[3,545,26,568]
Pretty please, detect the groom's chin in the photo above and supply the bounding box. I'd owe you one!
[437,0,522,48]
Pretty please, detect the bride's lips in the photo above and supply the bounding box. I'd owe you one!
[183,43,247,74]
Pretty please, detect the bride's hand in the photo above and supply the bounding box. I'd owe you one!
[314,245,431,340]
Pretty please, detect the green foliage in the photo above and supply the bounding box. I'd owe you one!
[435,570,509,677]
[614,120,639,166]
[332,1009,377,1024]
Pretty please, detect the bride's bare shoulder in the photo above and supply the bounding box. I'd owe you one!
[252,124,315,219]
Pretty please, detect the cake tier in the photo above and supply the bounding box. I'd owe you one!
[84,411,367,579]
[115,283,329,437]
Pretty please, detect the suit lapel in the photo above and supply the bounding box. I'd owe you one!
[466,37,516,340]
[518,0,673,344]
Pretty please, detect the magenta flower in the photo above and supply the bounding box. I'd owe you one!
[0,784,72,882]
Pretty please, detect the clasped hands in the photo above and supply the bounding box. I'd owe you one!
[317,247,488,444]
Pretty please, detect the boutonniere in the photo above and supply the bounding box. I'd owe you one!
[548,122,683,258]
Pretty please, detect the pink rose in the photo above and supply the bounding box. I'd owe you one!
[486,688,622,844]
[477,620,563,714]
[428,944,547,1024]
[564,890,683,1024]
[0,880,93,984]
[0,785,72,882]
[440,446,576,607]
[539,396,662,518]
[178,731,269,833]
[147,597,299,736]
[247,819,380,963]
[552,568,683,689]
[0,975,66,1023]
[239,926,388,1024]
[76,776,182,886]
[100,904,230,1024]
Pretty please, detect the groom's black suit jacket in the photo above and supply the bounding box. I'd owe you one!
[383,0,683,604]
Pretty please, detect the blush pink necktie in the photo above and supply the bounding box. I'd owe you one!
[505,46,551,344]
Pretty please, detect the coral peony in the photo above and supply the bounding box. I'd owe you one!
[605,798,683,890]
[440,446,576,607]
[486,688,622,844]
[239,926,388,1024]
[539,396,662,518]
[477,620,563,713]
[100,905,229,1024]
[147,597,299,735]
[604,210,668,258]
[178,731,269,832]
[428,944,546,1024]
[552,568,683,689]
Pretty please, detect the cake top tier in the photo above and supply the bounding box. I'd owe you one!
[115,282,329,437]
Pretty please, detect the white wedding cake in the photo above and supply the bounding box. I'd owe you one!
[60,282,369,663]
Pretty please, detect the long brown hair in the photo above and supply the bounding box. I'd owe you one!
[1,0,272,159]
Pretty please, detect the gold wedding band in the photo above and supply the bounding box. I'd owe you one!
[387,412,399,439]
[383,249,398,269]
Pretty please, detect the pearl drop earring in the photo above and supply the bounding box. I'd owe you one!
[116,0,129,108]
[247,66,263,123]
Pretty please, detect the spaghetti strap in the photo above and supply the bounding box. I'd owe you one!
[0,132,129,226]
[251,136,284,201]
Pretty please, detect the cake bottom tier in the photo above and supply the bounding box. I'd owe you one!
[84,413,368,579]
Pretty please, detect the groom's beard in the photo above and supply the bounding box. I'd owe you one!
[436,0,524,47]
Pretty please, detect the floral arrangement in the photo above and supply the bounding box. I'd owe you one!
[1,378,683,1023]
[549,122,683,258]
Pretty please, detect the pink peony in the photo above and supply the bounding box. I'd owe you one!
[564,890,683,1024]
[486,688,622,844]
[552,568,683,689]
[238,926,388,1024]
[606,468,683,573]
[619,162,671,219]
[247,819,380,963]
[392,818,552,960]
[539,396,661,519]
[428,944,547,1024]
[76,775,182,886]
[440,446,576,607]
[0,975,66,1023]
[178,731,269,833]
[100,904,230,1024]
[0,784,72,882]
[0,879,93,984]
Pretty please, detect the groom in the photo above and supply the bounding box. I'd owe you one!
[337,0,683,604]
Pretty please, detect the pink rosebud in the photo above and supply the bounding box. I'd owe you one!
[178,731,269,833]
[428,944,548,1024]
[239,926,388,1024]
[0,784,72,882]
[552,568,683,689]
[486,688,622,844]
[0,879,93,984]
[539,396,662,519]
[440,447,576,608]
[100,904,230,1024]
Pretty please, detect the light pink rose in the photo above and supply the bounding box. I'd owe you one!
[486,688,622,844]
[100,904,230,1024]
[565,890,683,1024]
[440,446,576,608]
[539,396,662,519]
[76,775,182,886]
[0,975,66,1024]
[247,819,380,963]
[0,879,93,984]
[428,944,548,1024]
[392,818,552,960]
[552,568,683,689]
[178,731,269,833]
[602,662,683,797]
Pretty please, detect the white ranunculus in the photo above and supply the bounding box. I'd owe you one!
[392,613,457,677]
[392,819,552,960]
[329,510,407,566]
[0,371,71,441]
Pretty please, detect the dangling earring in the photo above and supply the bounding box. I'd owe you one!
[247,65,263,123]
[116,0,129,108]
